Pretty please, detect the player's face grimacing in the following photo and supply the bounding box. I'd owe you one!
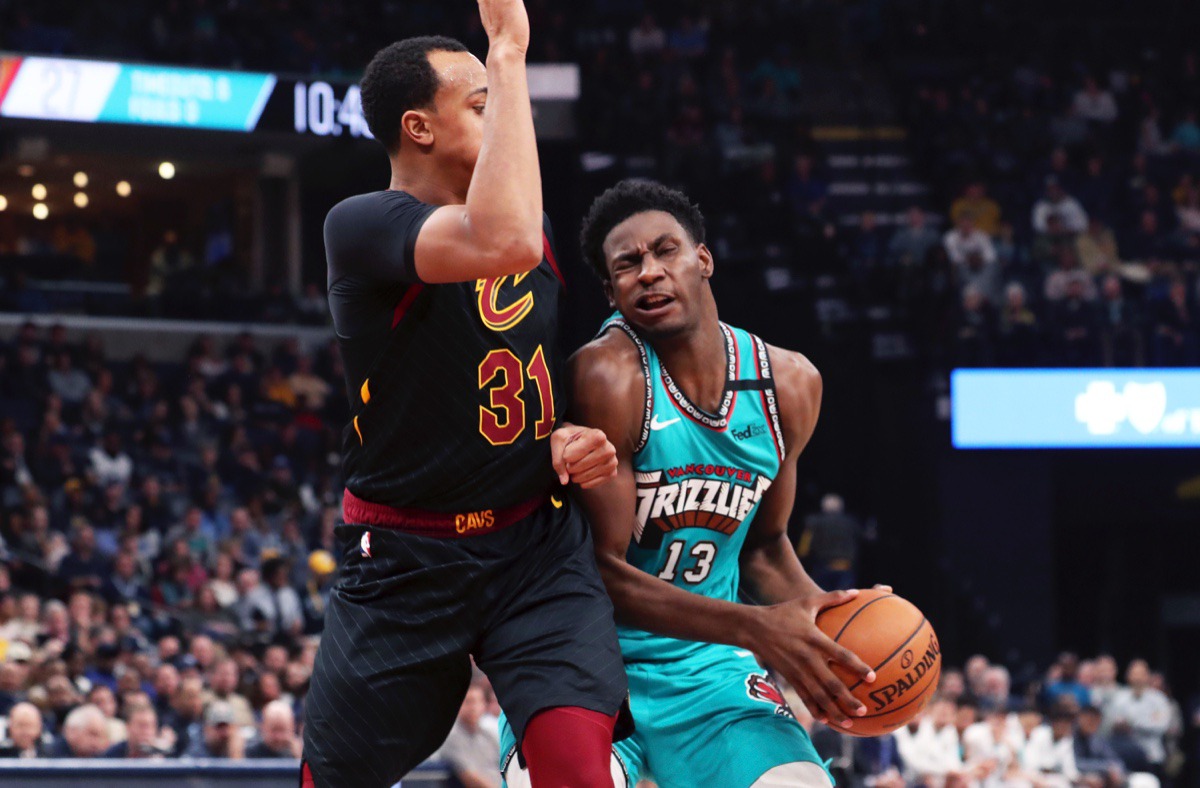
[603,210,713,338]
[422,50,488,186]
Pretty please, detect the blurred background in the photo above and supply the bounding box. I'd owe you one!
[0,0,1198,786]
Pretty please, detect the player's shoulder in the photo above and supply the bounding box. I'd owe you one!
[760,341,821,429]
[762,343,821,394]
[326,190,421,225]
[570,327,644,392]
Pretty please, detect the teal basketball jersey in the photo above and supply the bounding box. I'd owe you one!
[600,316,787,665]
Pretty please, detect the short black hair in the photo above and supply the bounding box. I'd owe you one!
[580,179,706,280]
[360,36,469,155]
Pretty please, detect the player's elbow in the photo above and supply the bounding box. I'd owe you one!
[481,233,543,276]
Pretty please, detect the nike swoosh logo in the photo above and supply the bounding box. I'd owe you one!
[650,415,681,431]
[550,495,563,509]
[734,650,755,658]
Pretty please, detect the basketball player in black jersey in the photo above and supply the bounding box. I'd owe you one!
[301,2,630,786]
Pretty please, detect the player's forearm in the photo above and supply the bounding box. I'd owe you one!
[465,45,542,269]
[741,533,824,605]
[597,554,763,650]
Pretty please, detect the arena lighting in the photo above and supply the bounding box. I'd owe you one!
[116,180,132,197]
[16,164,34,177]
[158,161,176,179]
[32,202,48,220]
[0,195,6,211]
[31,183,46,200]
[73,171,88,188]
[74,192,88,208]
[952,369,1200,448]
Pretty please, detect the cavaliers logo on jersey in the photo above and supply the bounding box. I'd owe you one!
[475,273,534,332]
[746,673,795,718]
[632,466,772,548]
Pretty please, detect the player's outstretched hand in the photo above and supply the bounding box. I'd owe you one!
[478,0,530,53]
[550,424,618,490]
[749,589,876,729]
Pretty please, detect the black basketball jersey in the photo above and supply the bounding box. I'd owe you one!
[325,190,564,512]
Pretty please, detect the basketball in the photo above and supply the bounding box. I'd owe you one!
[815,589,941,737]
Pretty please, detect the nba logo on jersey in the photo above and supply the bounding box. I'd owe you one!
[360,530,372,558]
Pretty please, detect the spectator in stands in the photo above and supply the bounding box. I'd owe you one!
[943,212,997,269]
[207,658,254,728]
[1170,110,1200,152]
[1025,708,1080,785]
[1033,178,1090,235]
[245,699,300,758]
[887,207,941,268]
[1077,156,1119,223]
[849,211,887,272]
[939,670,967,703]
[438,682,500,788]
[1045,248,1098,303]
[1074,706,1126,788]
[628,12,666,57]
[0,701,49,758]
[1109,659,1172,775]
[786,154,829,216]
[105,704,164,759]
[894,699,970,786]
[57,524,108,594]
[951,182,1002,236]
[963,702,1021,773]
[797,493,860,591]
[1124,211,1170,261]
[979,666,1013,711]
[185,700,243,759]
[1072,77,1119,124]
[1097,276,1145,366]
[1051,279,1101,366]
[163,675,205,756]
[1151,279,1197,366]
[88,429,133,488]
[1076,217,1121,277]
[958,248,1003,305]
[954,286,997,367]
[1092,655,1123,715]
[998,283,1042,366]
[288,355,331,412]
[52,703,110,758]
[46,353,91,408]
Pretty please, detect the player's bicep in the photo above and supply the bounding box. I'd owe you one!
[567,344,645,560]
[412,206,542,284]
[574,458,638,562]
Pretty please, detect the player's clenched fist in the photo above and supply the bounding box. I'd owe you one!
[551,424,618,489]
[477,0,530,53]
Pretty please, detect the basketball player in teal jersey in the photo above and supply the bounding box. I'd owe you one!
[500,179,883,787]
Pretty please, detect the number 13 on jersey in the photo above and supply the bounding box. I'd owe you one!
[478,344,555,446]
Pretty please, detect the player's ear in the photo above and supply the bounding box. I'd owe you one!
[400,109,435,148]
[697,243,714,280]
[603,279,616,309]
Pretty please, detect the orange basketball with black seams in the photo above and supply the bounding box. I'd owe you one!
[815,589,941,737]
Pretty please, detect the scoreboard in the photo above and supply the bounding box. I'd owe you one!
[0,54,578,139]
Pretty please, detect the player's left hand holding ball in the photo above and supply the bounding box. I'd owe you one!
[551,424,618,489]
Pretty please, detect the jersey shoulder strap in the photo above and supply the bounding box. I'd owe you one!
[746,331,787,462]
[596,317,653,454]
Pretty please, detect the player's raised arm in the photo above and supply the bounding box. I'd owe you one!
[410,0,543,283]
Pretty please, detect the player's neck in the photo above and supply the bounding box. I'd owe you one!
[654,310,726,414]
[388,156,468,205]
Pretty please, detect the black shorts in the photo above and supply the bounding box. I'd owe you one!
[302,494,630,787]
